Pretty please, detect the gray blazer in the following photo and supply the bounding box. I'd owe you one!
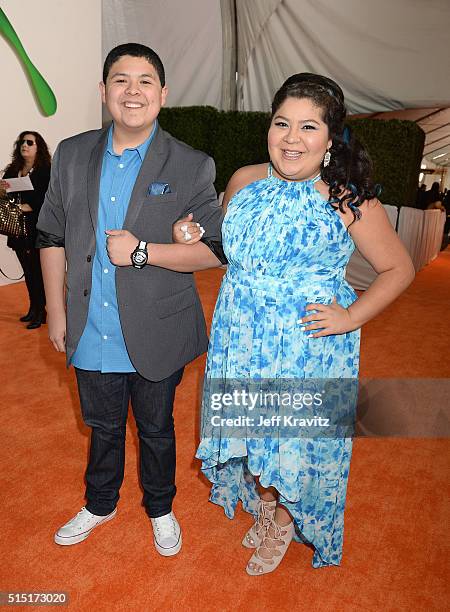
[37,124,223,381]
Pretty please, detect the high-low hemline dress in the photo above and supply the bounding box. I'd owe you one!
[196,166,359,568]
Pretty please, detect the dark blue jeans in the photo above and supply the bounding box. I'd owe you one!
[75,367,184,518]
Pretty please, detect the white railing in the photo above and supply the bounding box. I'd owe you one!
[347,206,446,290]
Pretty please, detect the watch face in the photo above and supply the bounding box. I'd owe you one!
[133,250,147,265]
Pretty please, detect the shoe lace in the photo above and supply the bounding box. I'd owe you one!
[255,500,275,533]
[154,515,176,538]
[69,507,94,527]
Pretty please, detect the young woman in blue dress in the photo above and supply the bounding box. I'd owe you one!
[173,73,415,574]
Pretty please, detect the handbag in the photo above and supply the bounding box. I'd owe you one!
[0,196,29,239]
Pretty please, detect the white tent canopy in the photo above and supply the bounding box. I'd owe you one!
[103,0,450,165]
[234,0,450,114]
[103,0,450,111]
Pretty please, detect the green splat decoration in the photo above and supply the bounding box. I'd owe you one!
[0,6,57,116]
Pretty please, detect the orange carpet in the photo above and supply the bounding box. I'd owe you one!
[0,252,449,612]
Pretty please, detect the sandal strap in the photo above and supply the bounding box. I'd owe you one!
[258,518,293,555]
[256,500,275,527]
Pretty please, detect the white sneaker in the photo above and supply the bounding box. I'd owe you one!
[150,511,182,556]
[54,507,117,546]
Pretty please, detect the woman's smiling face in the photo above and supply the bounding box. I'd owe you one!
[268,96,332,181]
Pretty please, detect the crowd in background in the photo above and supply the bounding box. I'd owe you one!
[415,181,450,250]
[415,181,449,212]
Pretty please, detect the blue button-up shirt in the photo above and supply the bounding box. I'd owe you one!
[71,123,156,372]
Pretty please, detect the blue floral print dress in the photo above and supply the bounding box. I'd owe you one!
[196,164,360,568]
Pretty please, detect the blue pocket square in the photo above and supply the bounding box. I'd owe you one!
[148,182,171,195]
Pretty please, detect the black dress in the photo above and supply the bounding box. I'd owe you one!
[3,165,50,317]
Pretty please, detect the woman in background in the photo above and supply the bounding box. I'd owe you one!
[0,131,51,328]
[426,181,445,213]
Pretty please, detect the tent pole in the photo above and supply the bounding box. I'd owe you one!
[233,0,238,110]
[220,0,237,111]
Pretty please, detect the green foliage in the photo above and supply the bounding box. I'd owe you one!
[159,107,425,205]
[213,111,270,192]
[159,108,270,192]
[348,119,425,207]
[158,106,217,157]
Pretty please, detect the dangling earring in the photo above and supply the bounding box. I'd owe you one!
[323,149,331,167]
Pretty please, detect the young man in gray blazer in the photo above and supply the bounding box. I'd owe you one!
[37,43,222,556]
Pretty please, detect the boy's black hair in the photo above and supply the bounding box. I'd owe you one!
[103,43,165,86]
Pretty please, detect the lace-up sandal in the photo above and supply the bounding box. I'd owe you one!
[242,498,277,548]
[246,518,294,576]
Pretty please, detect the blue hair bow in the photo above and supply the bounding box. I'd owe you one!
[343,126,350,144]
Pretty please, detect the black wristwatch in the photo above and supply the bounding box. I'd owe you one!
[131,240,148,269]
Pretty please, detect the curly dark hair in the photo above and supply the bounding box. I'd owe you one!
[4,131,51,175]
[271,73,380,221]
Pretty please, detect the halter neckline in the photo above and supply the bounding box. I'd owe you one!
[267,162,321,184]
